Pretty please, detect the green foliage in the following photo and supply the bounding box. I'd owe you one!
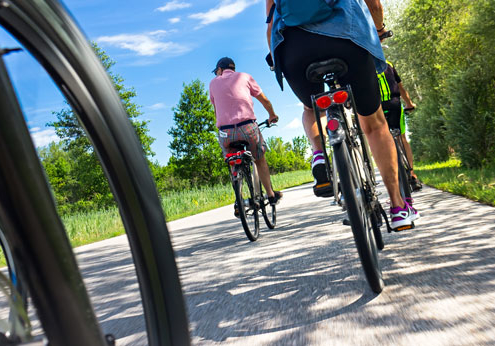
[265,136,310,173]
[43,43,154,213]
[167,79,227,185]
[386,0,495,167]
[416,159,495,206]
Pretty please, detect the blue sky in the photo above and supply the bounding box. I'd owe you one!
[1,0,306,165]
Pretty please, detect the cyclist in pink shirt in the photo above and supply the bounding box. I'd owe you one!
[209,57,283,213]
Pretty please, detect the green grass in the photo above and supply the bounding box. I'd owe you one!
[415,158,495,206]
[163,169,313,221]
[64,169,313,245]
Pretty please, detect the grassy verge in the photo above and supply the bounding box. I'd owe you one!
[163,169,312,221]
[415,158,495,206]
[64,169,312,246]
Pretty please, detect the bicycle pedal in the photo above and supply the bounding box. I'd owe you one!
[313,182,334,197]
[393,222,415,232]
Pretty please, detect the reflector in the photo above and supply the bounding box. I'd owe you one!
[333,91,348,104]
[316,95,332,109]
[327,119,340,131]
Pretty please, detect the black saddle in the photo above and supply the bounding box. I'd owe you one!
[229,140,249,151]
[306,58,348,83]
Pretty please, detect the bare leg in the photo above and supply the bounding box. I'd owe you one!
[303,105,326,152]
[255,156,275,198]
[401,133,417,178]
[359,105,404,208]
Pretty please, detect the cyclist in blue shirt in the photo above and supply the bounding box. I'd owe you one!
[265,0,419,229]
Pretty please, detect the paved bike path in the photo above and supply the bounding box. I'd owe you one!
[75,180,495,345]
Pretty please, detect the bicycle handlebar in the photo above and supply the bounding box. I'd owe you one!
[379,30,393,41]
[258,119,277,129]
[404,107,415,114]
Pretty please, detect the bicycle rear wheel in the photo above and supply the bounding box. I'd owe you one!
[333,142,384,293]
[260,181,276,229]
[233,164,260,241]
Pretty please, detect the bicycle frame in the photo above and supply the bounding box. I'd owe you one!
[311,75,378,212]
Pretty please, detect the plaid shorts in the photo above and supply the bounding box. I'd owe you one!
[218,122,267,160]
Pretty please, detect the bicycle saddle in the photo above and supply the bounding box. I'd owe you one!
[306,58,349,83]
[229,140,249,151]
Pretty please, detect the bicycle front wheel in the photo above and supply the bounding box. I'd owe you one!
[233,166,260,241]
[334,142,384,293]
[260,182,276,229]
[396,142,412,202]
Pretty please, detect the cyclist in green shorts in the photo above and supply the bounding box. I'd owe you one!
[377,59,422,191]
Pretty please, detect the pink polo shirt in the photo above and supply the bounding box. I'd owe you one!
[209,70,262,128]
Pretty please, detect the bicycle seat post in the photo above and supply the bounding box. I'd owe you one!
[323,73,337,90]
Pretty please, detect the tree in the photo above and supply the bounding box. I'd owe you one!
[46,43,155,211]
[386,0,495,167]
[49,43,154,156]
[265,136,310,173]
[168,79,226,184]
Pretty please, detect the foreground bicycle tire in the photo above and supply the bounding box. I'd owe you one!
[0,0,190,344]
[334,142,384,293]
[233,163,260,241]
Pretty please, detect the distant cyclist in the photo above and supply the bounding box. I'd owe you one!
[265,0,419,228]
[377,59,422,191]
[209,57,283,216]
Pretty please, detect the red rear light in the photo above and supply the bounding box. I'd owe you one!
[316,95,332,109]
[235,159,242,165]
[229,161,235,166]
[327,119,340,131]
[333,91,348,104]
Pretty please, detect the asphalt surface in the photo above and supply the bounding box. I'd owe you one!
[26,179,495,345]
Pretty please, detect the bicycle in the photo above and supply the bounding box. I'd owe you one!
[0,0,190,344]
[386,107,421,228]
[225,120,277,242]
[308,58,385,293]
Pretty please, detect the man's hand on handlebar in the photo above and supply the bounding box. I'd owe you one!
[404,105,416,114]
[268,114,279,125]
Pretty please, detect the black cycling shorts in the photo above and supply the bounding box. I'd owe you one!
[383,98,405,134]
[277,27,381,116]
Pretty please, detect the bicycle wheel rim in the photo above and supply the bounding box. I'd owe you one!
[0,1,190,344]
[259,182,276,229]
[234,172,259,241]
[334,142,384,293]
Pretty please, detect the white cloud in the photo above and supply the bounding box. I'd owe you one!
[285,118,302,129]
[30,127,59,148]
[169,17,181,24]
[189,0,261,26]
[156,1,191,12]
[97,31,190,56]
[148,103,166,110]
[286,102,303,107]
